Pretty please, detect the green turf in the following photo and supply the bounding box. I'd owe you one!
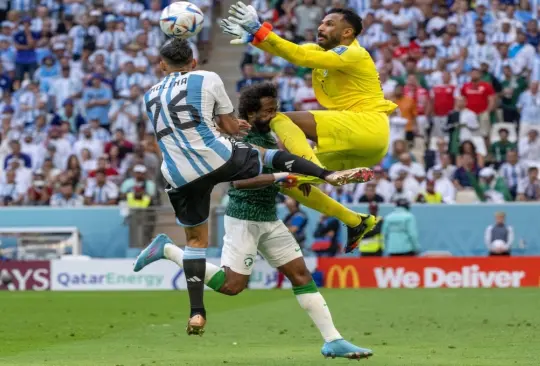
[0,289,538,365]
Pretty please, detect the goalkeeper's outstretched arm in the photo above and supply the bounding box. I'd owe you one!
[252,23,357,70]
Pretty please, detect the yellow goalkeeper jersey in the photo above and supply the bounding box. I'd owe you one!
[255,32,397,114]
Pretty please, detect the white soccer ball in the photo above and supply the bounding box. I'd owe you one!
[160,1,204,39]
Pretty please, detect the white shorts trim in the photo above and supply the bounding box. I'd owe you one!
[220,215,303,275]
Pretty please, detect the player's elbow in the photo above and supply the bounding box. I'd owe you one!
[217,113,240,135]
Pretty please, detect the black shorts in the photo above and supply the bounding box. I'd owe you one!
[167,140,263,227]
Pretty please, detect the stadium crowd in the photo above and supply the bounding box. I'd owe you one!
[238,0,540,204]
[0,0,213,207]
[1,0,540,209]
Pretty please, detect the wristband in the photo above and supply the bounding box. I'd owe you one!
[273,172,289,182]
[253,22,273,45]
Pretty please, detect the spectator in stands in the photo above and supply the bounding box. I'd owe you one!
[50,181,84,207]
[461,68,496,145]
[236,64,263,93]
[382,198,420,256]
[404,74,431,137]
[446,97,479,158]
[517,82,540,137]
[490,128,517,168]
[517,166,540,202]
[357,182,384,203]
[87,118,111,143]
[312,213,341,257]
[328,186,353,204]
[393,84,417,146]
[459,140,485,168]
[484,212,514,256]
[274,65,304,112]
[429,165,455,203]
[498,150,527,200]
[381,139,411,171]
[74,125,102,160]
[416,179,444,204]
[125,185,152,208]
[4,140,31,169]
[13,17,40,85]
[105,128,133,160]
[388,109,408,151]
[120,164,156,200]
[0,169,25,206]
[294,0,323,40]
[84,169,119,206]
[283,197,308,248]
[255,53,281,80]
[389,152,424,181]
[8,158,31,191]
[389,176,414,203]
[83,75,113,130]
[26,170,52,206]
[518,128,540,165]
[431,71,457,138]
[453,153,479,191]
[474,167,512,203]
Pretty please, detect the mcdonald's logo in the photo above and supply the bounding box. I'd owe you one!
[326,265,360,288]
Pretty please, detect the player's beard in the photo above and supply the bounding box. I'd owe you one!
[317,33,339,50]
[253,119,272,133]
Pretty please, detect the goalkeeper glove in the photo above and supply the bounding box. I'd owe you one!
[220,18,254,45]
[228,1,262,35]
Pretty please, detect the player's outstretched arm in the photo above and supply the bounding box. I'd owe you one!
[233,173,298,190]
[227,2,355,70]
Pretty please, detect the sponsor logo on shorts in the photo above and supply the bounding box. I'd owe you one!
[295,247,301,252]
[244,257,254,268]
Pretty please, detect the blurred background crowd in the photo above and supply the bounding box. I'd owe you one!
[0,0,214,207]
[0,0,539,212]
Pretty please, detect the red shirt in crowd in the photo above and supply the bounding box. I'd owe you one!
[460,81,495,114]
[404,85,430,115]
[431,85,456,116]
[88,167,119,178]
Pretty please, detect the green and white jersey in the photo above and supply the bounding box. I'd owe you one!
[225,130,280,222]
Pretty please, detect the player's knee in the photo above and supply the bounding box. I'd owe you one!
[286,267,312,287]
[220,280,247,296]
[219,271,249,296]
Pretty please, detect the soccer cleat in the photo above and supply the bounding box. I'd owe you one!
[321,339,373,360]
[325,167,374,186]
[133,233,172,272]
[346,214,378,253]
[186,314,206,336]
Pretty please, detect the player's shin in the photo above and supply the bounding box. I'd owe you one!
[183,246,207,318]
[294,280,342,342]
[263,149,331,179]
[164,244,226,291]
[270,113,323,167]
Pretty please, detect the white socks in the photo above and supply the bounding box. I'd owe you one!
[296,292,342,342]
[164,243,221,283]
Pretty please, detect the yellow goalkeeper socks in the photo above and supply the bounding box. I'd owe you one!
[282,186,361,228]
[270,113,323,167]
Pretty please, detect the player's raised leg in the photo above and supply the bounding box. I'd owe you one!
[269,111,322,167]
[282,185,377,250]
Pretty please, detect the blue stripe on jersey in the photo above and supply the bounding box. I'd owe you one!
[144,84,187,187]
[164,75,210,175]
[186,74,232,162]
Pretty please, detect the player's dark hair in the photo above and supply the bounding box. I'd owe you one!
[327,8,363,37]
[238,82,278,120]
[159,38,193,67]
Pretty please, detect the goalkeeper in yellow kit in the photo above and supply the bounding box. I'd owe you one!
[221,4,397,252]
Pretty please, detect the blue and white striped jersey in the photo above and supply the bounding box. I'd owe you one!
[144,71,234,188]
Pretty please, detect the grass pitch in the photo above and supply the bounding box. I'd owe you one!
[0,289,538,366]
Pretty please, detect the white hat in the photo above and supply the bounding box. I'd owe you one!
[119,89,130,98]
[479,167,496,178]
[133,165,147,173]
[412,165,426,177]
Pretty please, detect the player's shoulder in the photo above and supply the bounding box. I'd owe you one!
[329,42,369,60]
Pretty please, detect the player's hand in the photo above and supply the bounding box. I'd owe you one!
[298,183,311,197]
[220,18,253,45]
[274,173,299,188]
[237,119,251,136]
[228,2,262,35]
